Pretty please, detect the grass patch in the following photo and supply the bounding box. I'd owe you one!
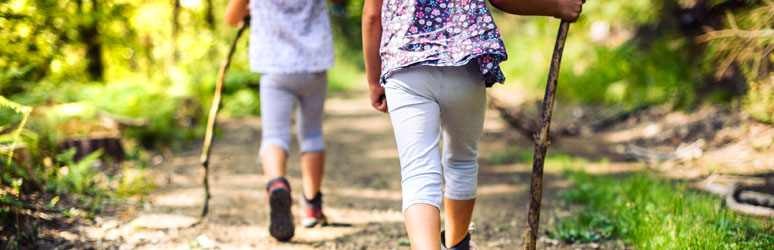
[549,170,774,249]
[549,210,615,243]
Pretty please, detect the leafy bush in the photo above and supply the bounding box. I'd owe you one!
[560,37,709,109]
[49,149,99,195]
[494,0,772,112]
[1,95,154,246]
[744,77,774,123]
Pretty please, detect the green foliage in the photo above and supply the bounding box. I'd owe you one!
[549,171,774,248]
[0,97,40,238]
[561,39,707,109]
[548,211,615,243]
[329,44,366,91]
[50,148,101,195]
[1,0,368,149]
[0,95,31,114]
[489,146,591,173]
[7,80,206,149]
[220,69,261,118]
[0,0,138,86]
[0,0,365,246]
[44,147,154,199]
[700,2,774,123]
[495,0,764,110]
[87,80,202,148]
[331,0,364,44]
[326,0,367,91]
[1,96,153,244]
[0,95,32,167]
[744,80,774,123]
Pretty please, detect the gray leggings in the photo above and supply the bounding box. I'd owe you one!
[259,72,327,156]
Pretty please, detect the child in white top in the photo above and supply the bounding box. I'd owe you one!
[226,0,341,241]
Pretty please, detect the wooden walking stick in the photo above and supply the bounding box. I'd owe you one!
[198,16,250,222]
[524,20,570,250]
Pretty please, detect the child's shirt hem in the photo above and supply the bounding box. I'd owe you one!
[380,52,507,87]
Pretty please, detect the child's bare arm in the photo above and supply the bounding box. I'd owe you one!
[362,0,387,112]
[225,0,249,27]
[489,0,585,22]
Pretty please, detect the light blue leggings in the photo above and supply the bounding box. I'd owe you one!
[259,72,327,156]
[384,63,487,212]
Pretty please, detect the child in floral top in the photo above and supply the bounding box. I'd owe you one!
[363,0,585,249]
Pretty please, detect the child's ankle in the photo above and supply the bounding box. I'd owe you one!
[303,191,322,205]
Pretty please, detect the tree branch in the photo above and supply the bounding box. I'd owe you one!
[697,29,774,42]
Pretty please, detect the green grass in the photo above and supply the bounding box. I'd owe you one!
[549,170,774,249]
[549,210,615,243]
[490,146,774,248]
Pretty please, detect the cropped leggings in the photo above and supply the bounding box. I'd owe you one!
[259,72,327,156]
[384,63,486,212]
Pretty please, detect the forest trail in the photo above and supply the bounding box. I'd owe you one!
[77,87,584,250]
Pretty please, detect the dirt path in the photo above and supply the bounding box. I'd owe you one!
[84,88,579,249]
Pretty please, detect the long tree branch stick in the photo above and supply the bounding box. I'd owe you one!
[524,20,570,250]
[197,16,250,224]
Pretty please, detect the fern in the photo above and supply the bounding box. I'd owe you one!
[0,95,32,167]
[0,95,31,114]
[54,149,102,194]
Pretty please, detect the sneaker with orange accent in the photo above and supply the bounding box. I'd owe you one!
[299,192,328,228]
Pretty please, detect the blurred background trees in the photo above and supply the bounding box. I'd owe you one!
[2,0,770,124]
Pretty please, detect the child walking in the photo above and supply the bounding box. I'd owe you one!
[362,0,585,249]
[225,0,340,241]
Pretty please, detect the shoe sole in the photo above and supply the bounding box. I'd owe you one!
[269,188,294,241]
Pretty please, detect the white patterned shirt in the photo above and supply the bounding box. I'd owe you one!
[249,0,334,74]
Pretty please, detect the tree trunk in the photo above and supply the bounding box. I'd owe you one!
[170,0,181,63]
[83,26,104,81]
[80,0,104,81]
[205,0,215,30]
[60,136,125,164]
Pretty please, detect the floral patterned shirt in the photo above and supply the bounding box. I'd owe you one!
[380,0,508,86]
[249,0,334,74]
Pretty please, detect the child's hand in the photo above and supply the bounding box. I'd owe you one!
[489,0,585,20]
[224,0,249,27]
[555,0,585,22]
[369,84,388,113]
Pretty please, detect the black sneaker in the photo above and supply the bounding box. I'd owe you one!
[267,177,294,241]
